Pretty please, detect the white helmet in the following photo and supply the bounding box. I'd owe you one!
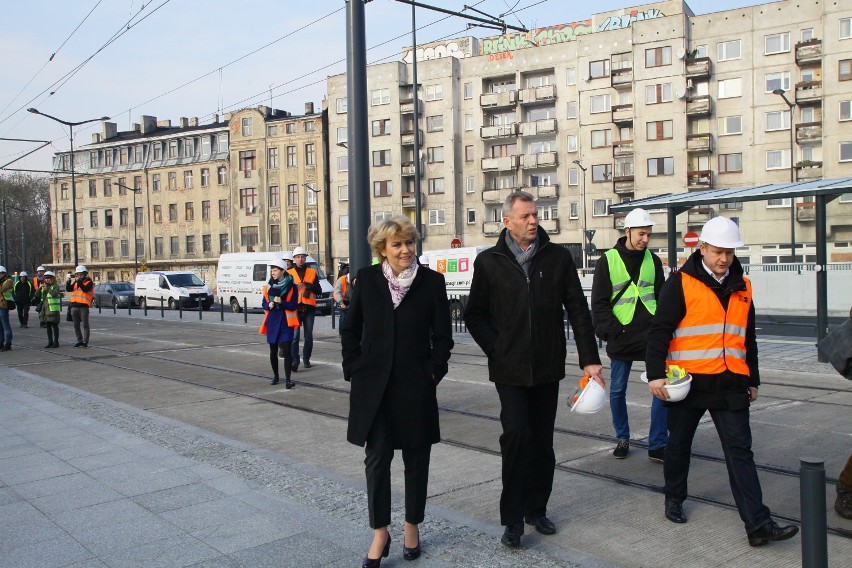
[623,208,655,229]
[20,271,28,277]
[75,265,88,273]
[419,255,429,265]
[44,271,55,277]
[292,246,308,257]
[282,251,294,261]
[269,258,287,270]
[568,376,606,414]
[37,266,46,272]
[0,266,6,274]
[640,372,693,402]
[699,216,743,249]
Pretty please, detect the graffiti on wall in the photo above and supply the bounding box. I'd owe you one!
[597,8,665,32]
[480,21,593,56]
[402,37,476,63]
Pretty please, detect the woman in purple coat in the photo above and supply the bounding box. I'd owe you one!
[260,258,299,388]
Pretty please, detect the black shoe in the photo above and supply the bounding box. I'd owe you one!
[82,343,88,348]
[291,364,298,373]
[648,448,665,463]
[613,440,629,459]
[524,515,556,535]
[285,380,294,389]
[362,534,390,568]
[74,342,83,348]
[403,542,421,561]
[304,360,312,368]
[837,485,852,519]
[45,343,54,348]
[53,342,59,348]
[500,523,524,548]
[665,498,687,523]
[748,520,799,547]
[270,378,279,385]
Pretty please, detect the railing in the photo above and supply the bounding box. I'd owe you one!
[795,39,822,66]
[685,57,712,78]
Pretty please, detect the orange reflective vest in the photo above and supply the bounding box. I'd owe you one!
[259,284,299,335]
[69,279,95,306]
[338,275,348,298]
[666,272,751,376]
[287,267,318,307]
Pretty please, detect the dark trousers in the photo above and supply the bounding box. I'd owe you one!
[269,341,292,380]
[17,304,30,327]
[290,307,315,365]
[46,322,59,345]
[664,405,771,533]
[364,398,431,529]
[495,381,559,526]
[70,305,90,344]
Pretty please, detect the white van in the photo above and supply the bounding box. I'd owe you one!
[134,271,214,310]
[421,246,489,318]
[216,252,333,314]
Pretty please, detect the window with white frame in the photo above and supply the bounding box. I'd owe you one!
[645,83,672,104]
[241,117,252,136]
[694,45,708,58]
[566,135,578,152]
[566,67,576,85]
[765,71,791,93]
[339,215,349,230]
[765,32,790,55]
[590,94,611,113]
[568,168,579,186]
[371,88,390,105]
[467,209,476,224]
[841,59,852,81]
[338,156,348,172]
[593,198,612,216]
[801,28,813,42]
[841,17,851,39]
[718,78,742,99]
[338,185,348,201]
[464,82,473,99]
[526,72,555,88]
[337,127,348,144]
[306,183,317,206]
[336,98,347,113]
[428,209,445,225]
[465,176,475,193]
[841,100,852,121]
[592,164,612,182]
[567,101,578,118]
[766,110,791,131]
[767,198,791,207]
[537,204,558,220]
[591,129,612,148]
[464,114,474,131]
[766,149,789,169]
[717,39,741,61]
[530,172,555,187]
[612,52,631,71]
[425,84,443,101]
[426,115,444,132]
[647,157,674,176]
[841,142,852,162]
[718,115,743,135]
[569,202,579,219]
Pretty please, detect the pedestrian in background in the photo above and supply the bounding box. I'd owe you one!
[14,271,34,328]
[66,265,94,348]
[333,268,351,336]
[259,258,298,388]
[591,208,667,462]
[288,246,322,371]
[33,265,48,328]
[0,266,14,351]
[36,271,61,348]
[646,216,798,546]
[464,191,602,548]
[342,216,453,566]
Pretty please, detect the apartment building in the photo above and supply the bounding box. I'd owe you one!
[328,0,852,267]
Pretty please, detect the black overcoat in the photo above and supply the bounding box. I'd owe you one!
[341,263,453,449]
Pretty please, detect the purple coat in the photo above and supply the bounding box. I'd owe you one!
[261,279,298,344]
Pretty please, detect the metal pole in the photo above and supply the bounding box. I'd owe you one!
[667,208,678,272]
[581,173,587,271]
[133,189,138,276]
[799,457,828,568]
[789,118,797,270]
[69,124,79,268]
[346,0,372,273]
[815,195,829,353]
[1,200,7,268]
[19,218,25,271]
[411,2,423,256]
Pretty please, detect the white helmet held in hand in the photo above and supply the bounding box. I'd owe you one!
[623,208,655,229]
[699,216,743,249]
[569,376,606,414]
[640,372,693,402]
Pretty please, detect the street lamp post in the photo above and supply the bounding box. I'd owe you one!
[572,160,589,271]
[8,206,27,271]
[114,183,143,276]
[771,89,797,265]
[27,108,110,269]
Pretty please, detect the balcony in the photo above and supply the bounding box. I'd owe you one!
[795,121,822,144]
[613,213,627,230]
[401,161,422,177]
[795,81,822,106]
[613,179,635,195]
[685,57,712,79]
[399,99,423,115]
[482,187,515,204]
[795,160,823,181]
[686,95,713,117]
[400,129,423,146]
[687,207,714,226]
[611,67,634,89]
[539,219,559,234]
[401,192,425,208]
[483,221,503,236]
[529,184,558,199]
[481,155,519,171]
[480,124,518,139]
[612,104,633,125]
[519,119,557,137]
[687,170,713,189]
[521,152,558,169]
[519,85,556,104]
[612,140,634,158]
[686,133,714,154]
[796,201,816,222]
[795,39,822,66]
[480,91,518,108]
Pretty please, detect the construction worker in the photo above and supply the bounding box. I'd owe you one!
[287,247,322,371]
[646,216,799,546]
[66,265,95,348]
[0,266,14,351]
[33,266,48,328]
[333,267,351,335]
[13,271,34,328]
[591,208,667,462]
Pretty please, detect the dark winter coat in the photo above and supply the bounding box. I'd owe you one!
[464,227,600,387]
[261,277,298,344]
[591,236,664,360]
[645,250,759,410]
[38,284,61,324]
[342,264,454,449]
[14,279,33,305]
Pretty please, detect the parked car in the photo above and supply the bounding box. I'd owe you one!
[93,282,139,308]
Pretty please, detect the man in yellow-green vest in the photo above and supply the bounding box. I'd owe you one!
[591,208,666,462]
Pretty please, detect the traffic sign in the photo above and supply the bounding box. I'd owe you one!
[683,231,700,247]
[450,237,462,249]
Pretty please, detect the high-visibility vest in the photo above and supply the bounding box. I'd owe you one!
[42,286,62,313]
[259,283,299,335]
[33,276,42,290]
[606,248,657,325]
[338,275,348,299]
[288,267,318,307]
[2,279,13,303]
[666,272,752,377]
[69,279,95,306]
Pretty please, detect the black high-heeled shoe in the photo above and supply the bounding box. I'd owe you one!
[362,534,390,568]
[402,541,421,561]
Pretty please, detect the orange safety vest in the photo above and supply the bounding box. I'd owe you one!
[69,279,95,306]
[666,272,752,377]
[259,284,299,334]
[338,275,348,298]
[287,267,318,307]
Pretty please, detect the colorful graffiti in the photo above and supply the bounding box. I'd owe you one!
[402,37,475,64]
[597,8,665,32]
[480,21,593,56]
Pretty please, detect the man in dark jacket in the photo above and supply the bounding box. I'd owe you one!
[66,265,95,348]
[592,208,666,462]
[465,191,602,548]
[288,247,323,371]
[13,271,34,328]
[646,216,797,547]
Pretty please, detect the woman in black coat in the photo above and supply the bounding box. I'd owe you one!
[341,216,453,567]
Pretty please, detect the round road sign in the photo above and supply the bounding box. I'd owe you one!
[450,238,462,249]
[683,231,700,247]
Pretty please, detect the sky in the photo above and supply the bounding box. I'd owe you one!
[0,0,774,173]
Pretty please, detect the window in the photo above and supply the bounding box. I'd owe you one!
[373,180,392,197]
[718,78,742,99]
[464,114,474,131]
[371,88,390,105]
[566,67,576,85]
[426,146,444,163]
[717,39,741,61]
[219,199,229,218]
[569,202,579,219]
[425,84,443,101]
[566,101,578,119]
[367,149,390,167]
[718,115,743,135]
[645,46,672,67]
[530,172,555,187]
[338,156,348,172]
[202,234,212,254]
[467,209,476,224]
[304,121,314,132]
[841,142,852,162]
[645,83,672,104]
[464,82,473,99]
[118,179,127,195]
[286,146,296,167]
[104,209,113,227]
[841,17,851,39]
[765,32,790,55]
[183,139,194,158]
[719,153,743,173]
[646,120,673,141]
[593,198,612,216]
[186,235,196,255]
[185,202,194,221]
[170,236,179,256]
[465,176,475,193]
[153,205,162,223]
[87,179,96,198]
[61,212,69,229]
[840,100,852,121]
[372,119,390,136]
[268,147,279,169]
[767,198,791,207]
[287,184,298,207]
[60,183,68,200]
[103,149,113,166]
[238,151,256,177]
[201,168,210,187]
[801,28,813,42]
[766,149,789,169]
[568,168,579,186]
[105,240,114,258]
[338,185,349,201]
[336,98,347,113]
[426,115,443,132]
[240,227,258,251]
[269,224,281,248]
[89,211,98,228]
[589,59,610,78]
[765,71,791,93]
[219,233,229,253]
[135,207,143,225]
[428,178,445,194]
[592,164,612,182]
[647,157,674,176]
[337,127,348,144]
[217,166,227,185]
[566,135,578,152]
[168,172,177,190]
[241,117,252,136]
[841,59,852,82]
[154,237,164,257]
[202,200,210,220]
[465,145,474,162]
[306,183,317,206]
[590,94,611,113]
[339,215,349,231]
[588,129,611,149]
[766,110,791,131]
[306,221,318,245]
[268,186,279,208]
[184,170,193,189]
[305,143,316,167]
[489,143,516,158]
[89,151,98,168]
[168,204,178,221]
[267,125,278,137]
[217,134,228,154]
[428,209,445,225]
[90,242,99,260]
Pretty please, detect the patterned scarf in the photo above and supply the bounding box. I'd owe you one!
[381,260,418,308]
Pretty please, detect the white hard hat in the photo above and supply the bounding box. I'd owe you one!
[20,271,28,277]
[699,216,743,249]
[292,246,308,257]
[640,372,693,402]
[269,258,287,270]
[37,266,46,271]
[623,208,655,229]
[419,255,429,265]
[44,271,55,277]
[75,265,88,273]
[282,251,294,261]
[569,376,606,414]
[0,266,5,273]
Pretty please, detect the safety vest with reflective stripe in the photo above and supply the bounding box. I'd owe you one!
[338,275,348,298]
[69,279,95,306]
[666,272,752,376]
[605,248,657,325]
[41,286,62,313]
[287,267,317,307]
[259,283,299,335]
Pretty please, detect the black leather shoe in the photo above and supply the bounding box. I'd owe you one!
[362,534,390,567]
[291,364,298,373]
[403,542,421,561]
[500,523,524,548]
[748,520,799,546]
[304,360,312,368]
[269,378,279,385]
[285,380,295,389]
[665,498,687,523]
[74,342,83,348]
[45,343,54,348]
[52,343,59,348]
[524,515,556,535]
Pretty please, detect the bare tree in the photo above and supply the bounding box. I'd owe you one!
[0,173,51,272]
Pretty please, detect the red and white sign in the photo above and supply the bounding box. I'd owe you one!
[450,237,462,249]
[683,231,700,247]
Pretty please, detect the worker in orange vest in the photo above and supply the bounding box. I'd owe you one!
[646,217,798,547]
[333,266,351,335]
[259,257,299,387]
[66,265,95,348]
[287,247,322,371]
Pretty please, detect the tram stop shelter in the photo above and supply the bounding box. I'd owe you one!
[609,176,852,350]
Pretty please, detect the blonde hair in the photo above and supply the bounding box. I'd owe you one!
[367,215,419,259]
